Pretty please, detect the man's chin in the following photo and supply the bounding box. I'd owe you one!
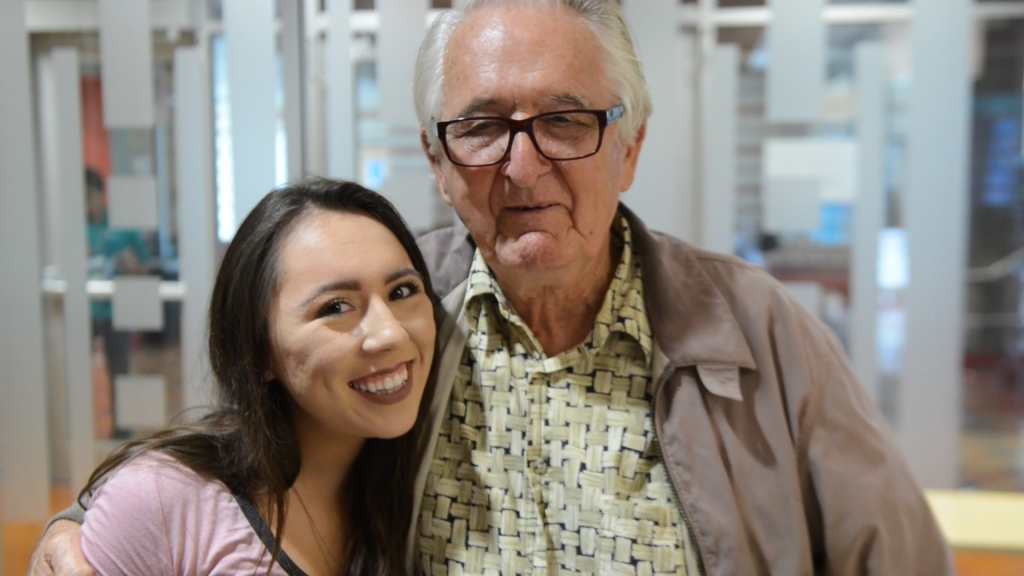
[492,234,571,273]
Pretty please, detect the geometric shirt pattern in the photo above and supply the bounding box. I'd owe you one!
[417,217,696,575]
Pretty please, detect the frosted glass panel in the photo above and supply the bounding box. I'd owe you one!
[223,0,277,228]
[112,276,163,331]
[377,0,425,129]
[766,0,824,123]
[107,175,158,230]
[763,178,821,234]
[379,174,435,233]
[97,0,154,128]
[115,374,167,428]
[763,138,857,202]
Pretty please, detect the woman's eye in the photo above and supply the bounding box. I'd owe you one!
[317,299,352,318]
[390,281,421,301]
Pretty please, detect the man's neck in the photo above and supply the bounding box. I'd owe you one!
[492,241,621,357]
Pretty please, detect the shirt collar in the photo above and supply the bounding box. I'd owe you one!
[463,214,652,362]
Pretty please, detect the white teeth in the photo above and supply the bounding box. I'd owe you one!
[350,365,409,395]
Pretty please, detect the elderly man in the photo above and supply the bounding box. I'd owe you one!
[409,2,952,574]
[34,0,951,574]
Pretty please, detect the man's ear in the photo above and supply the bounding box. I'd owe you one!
[421,129,453,206]
[618,121,647,193]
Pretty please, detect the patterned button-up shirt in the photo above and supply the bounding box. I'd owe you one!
[418,217,697,575]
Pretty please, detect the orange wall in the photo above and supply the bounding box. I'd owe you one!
[80,76,109,182]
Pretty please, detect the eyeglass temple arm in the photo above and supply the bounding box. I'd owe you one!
[606,105,626,124]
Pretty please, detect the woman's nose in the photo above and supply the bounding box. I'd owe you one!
[360,298,409,353]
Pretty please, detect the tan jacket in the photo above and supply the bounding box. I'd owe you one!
[412,205,953,575]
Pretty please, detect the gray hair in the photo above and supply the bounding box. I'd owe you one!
[413,0,653,158]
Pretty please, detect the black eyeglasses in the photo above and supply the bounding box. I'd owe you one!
[432,105,626,167]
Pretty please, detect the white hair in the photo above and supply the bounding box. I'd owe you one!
[413,0,653,158]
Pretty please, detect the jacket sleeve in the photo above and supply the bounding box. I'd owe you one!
[45,500,86,528]
[800,322,954,575]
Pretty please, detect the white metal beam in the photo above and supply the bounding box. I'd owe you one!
[622,0,689,239]
[281,0,306,182]
[25,0,192,33]
[47,48,95,495]
[27,2,1024,35]
[0,0,51,521]
[224,0,277,226]
[701,45,740,255]
[326,0,355,179]
[175,47,217,411]
[678,3,1024,28]
[900,0,972,490]
[849,42,886,406]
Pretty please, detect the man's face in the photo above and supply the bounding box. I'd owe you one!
[426,4,645,282]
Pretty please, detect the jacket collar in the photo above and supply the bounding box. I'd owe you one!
[619,204,756,371]
[423,203,757,372]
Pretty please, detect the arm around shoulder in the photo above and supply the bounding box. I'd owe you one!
[29,519,92,576]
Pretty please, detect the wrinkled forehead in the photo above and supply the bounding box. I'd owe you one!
[441,3,611,116]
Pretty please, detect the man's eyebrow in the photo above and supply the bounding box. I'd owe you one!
[297,268,423,309]
[454,99,503,119]
[453,95,591,119]
[549,94,590,109]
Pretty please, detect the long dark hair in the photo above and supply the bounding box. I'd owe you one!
[80,178,440,575]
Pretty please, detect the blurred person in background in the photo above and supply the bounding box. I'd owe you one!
[85,168,150,438]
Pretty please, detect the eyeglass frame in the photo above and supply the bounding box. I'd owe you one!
[431,104,626,168]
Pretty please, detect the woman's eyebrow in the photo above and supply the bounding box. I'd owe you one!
[297,268,422,309]
[298,279,360,309]
[386,267,423,284]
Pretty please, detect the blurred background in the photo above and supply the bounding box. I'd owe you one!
[2,0,1023,573]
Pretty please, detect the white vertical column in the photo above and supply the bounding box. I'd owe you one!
[281,0,306,182]
[51,48,95,494]
[175,47,217,411]
[850,43,886,406]
[701,45,739,255]
[901,0,971,489]
[766,0,824,123]
[0,0,51,521]
[621,0,688,239]
[303,0,326,177]
[378,0,425,129]
[327,0,355,179]
[224,0,277,226]
[377,0,432,230]
[678,31,699,245]
[98,0,155,128]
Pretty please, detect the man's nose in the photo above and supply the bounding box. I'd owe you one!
[502,130,551,186]
[360,298,409,353]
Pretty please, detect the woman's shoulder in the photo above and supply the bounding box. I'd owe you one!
[82,452,283,575]
[90,452,232,513]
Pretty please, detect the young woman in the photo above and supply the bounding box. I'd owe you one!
[77,178,439,575]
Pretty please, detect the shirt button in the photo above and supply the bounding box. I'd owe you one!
[532,460,547,474]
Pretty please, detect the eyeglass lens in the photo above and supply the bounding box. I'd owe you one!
[444,112,602,166]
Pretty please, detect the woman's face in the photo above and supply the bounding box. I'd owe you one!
[267,209,435,444]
